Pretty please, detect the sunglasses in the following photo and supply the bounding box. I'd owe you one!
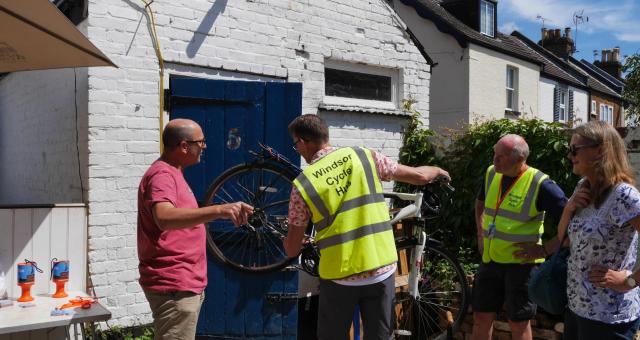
[568,144,599,156]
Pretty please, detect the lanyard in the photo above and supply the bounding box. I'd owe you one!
[492,165,528,224]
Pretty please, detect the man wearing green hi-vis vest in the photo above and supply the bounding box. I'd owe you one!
[283,114,450,340]
[472,134,567,340]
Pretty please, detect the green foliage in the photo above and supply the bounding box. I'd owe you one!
[398,100,441,167]
[398,109,580,261]
[623,53,640,126]
[88,324,154,340]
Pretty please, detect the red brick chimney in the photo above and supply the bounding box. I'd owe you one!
[538,27,575,59]
[594,47,623,80]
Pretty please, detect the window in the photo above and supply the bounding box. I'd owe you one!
[506,66,518,111]
[480,0,495,37]
[559,89,567,121]
[323,60,399,111]
[600,104,614,124]
[591,100,596,115]
[325,68,391,101]
[608,106,614,124]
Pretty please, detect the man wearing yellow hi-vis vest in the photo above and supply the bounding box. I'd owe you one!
[283,114,450,340]
[471,135,567,340]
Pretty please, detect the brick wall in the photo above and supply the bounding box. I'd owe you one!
[0,67,89,204]
[84,0,430,326]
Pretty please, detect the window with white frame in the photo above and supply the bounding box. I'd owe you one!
[506,66,518,111]
[600,104,614,124]
[480,0,495,37]
[591,100,596,115]
[323,60,399,110]
[559,89,567,121]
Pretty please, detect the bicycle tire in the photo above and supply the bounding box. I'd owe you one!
[395,240,469,339]
[204,161,298,273]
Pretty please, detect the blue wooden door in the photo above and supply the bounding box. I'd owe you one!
[169,76,302,339]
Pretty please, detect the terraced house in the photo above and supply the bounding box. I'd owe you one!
[389,0,625,130]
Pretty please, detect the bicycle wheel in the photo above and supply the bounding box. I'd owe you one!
[204,161,298,273]
[395,240,469,339]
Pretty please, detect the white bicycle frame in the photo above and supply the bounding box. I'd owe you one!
[386,191,424,300]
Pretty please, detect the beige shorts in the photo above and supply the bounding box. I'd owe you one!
[144,290,205,340]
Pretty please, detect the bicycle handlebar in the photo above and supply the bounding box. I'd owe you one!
[419,175,454,194]
[250,143,302,173]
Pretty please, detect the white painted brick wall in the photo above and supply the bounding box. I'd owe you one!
[0,68,89,204]
[90,0,429,327]
[319,111,408,192]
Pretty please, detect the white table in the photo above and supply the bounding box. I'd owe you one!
[0,291,111,339]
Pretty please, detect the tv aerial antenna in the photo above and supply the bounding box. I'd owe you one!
[573,10,589,53]
[536,15,552,47]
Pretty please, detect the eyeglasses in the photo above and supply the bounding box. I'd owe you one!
[568,144,598,156]
[185,139,206,147]
[292,139,302,152]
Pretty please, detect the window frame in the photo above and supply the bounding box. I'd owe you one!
[480,0,495,37]
[558,89,567,122]
[505,66,518,111]
[591,100,596,115]
[322,60,399,111]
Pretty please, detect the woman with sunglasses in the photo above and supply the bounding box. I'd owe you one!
[557,120,640,339]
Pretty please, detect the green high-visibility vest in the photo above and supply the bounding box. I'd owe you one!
[293,147,397,280]
[482,165,547,264]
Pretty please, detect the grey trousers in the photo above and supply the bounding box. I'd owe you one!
[317,274,395,340]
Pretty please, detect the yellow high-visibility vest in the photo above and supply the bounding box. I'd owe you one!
[293,147,397,279]
[482,165,547,264]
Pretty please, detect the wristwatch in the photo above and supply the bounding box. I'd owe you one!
[625,275,637,288]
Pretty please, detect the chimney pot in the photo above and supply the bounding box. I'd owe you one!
[554,29,561,39]
[541,28,548,40]
[564,27,572,39]
[601,49,607,62]
[612,47,620,62]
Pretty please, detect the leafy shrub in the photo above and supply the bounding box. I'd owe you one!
[398,109,579,263]
[88,324,154,340]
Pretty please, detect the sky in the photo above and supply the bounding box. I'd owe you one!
[497,0,640,65]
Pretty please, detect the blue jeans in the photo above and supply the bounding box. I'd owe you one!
[564,309,640,340]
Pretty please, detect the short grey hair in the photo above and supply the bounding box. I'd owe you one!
[502,134,530,160]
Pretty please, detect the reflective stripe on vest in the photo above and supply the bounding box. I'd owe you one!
[316,220,390,249]
[293,147,396,279]
[482,229,540,243]
[482,165,547,264]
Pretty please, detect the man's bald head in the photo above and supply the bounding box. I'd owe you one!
[497,134,529,161]
[163,119,199,149]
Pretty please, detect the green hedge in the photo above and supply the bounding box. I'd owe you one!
[397,108,579,256]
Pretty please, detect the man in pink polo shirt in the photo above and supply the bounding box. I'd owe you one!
[137,118,253,339]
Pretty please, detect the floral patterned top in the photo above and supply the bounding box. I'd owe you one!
[567,179,640,324]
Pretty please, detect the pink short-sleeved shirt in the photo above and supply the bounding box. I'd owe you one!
[137,160,207,294]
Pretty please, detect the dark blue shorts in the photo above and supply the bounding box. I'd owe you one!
[564,309,640,339]
[472,261,537,321]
